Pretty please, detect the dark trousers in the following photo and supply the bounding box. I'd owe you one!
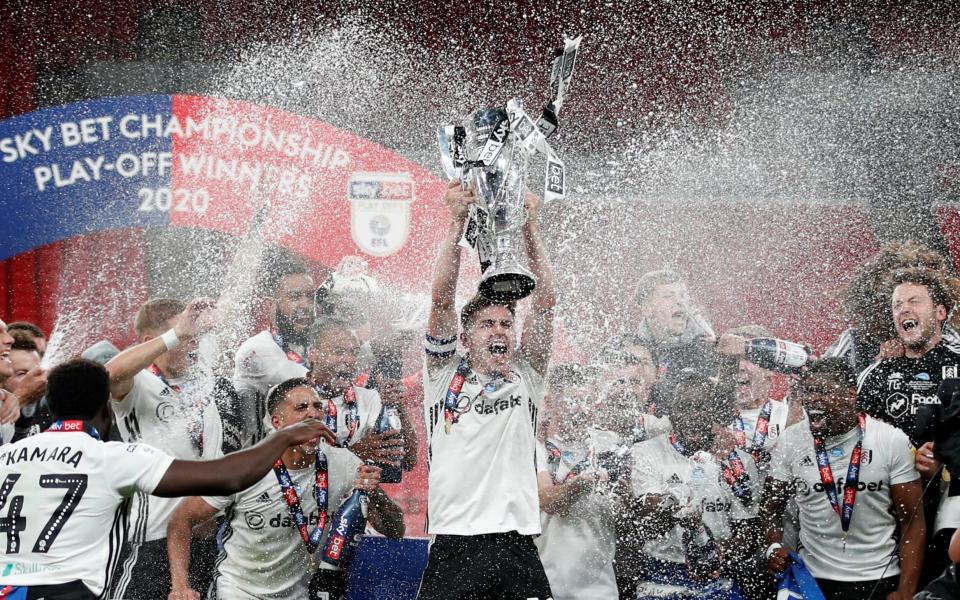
[0,580,96,600]
[815,576,898,600]
[309,568,349,600]
[109,535,216,599]
[416,531,553,600]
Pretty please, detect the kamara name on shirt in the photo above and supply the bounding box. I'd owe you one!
[0,444,83,468]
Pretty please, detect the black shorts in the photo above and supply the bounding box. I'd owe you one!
[1,580,95,600]
[309,568,349,600]
[416,531,553,600]
[109,534,217,599]
[815,576,898,600]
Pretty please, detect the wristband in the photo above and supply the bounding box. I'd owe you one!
[161,329,180,351]
[765,542,783,559]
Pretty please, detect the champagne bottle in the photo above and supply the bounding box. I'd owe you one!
[744,337,811,373]
[375,405,403,483]
[321,489,369,568]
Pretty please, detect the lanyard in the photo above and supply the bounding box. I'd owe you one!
[669,433,753,506]
[147,364,204,455]
[813,412,867,536]
[443,358,472,433]
[734,400,772,451]
[46,420,100,440]
[310,375,359,447]
[272,450,329,552]
[271,327,308,367]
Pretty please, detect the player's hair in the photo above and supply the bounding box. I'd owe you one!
[7,321,44,339]
[670,369,731,425]
[259,248,312,297]
[134,298,185,337]
[266,377,315,415]
[460,294,516,331]
[799,357,857,388]
[635,269,684,306]
[844,241,953,341]
[891,267,954,315]
[9,329,38,352]
[309,315,353,347]
[47,358,110,420]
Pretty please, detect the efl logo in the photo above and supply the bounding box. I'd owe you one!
[347,172,415,257]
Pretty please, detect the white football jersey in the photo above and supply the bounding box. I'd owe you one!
[0,423,12,445]
[770,415,919,581]
[631,434,760,564]
[534,440,619,600]
[0,429,172,596]
[233,330,309,400]
[423,354,543,536]
[112,369,223,542]
[328,386,383,448]
[733,399,789,452]
[203,445,361,599]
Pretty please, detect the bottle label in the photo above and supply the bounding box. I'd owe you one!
[775,339,808,368]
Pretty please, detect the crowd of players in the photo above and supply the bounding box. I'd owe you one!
[0,179,958,600]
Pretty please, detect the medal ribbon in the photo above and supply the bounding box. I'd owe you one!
[272,450,329,552]
[46,420,100,440]
[671,433,753,505]
[813,412,867,533]
[734,400,773,462]
[271,327,308,366]
[443,358,472,433]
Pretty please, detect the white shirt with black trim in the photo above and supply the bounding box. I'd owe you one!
[233,330,309,400]
[735,399,789,453]
[0,432,173,596]
[0,422,12,445]
[422,352,544,536]
[534,440,619,600]
[329,386,383,448]
[202,445,361,599]
[631,435,759,564]
[769,415,919,581]
[112,369,223,543]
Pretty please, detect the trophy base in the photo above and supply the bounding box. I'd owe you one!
[479,272,537,302]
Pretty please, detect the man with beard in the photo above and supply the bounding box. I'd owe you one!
[233,258,316,446]
[305,316,411,469]
[167,378,404,600]
[106,298,225,600]
[630,371,757,600]
[857,267,960,445]
[415,180,555,600]
[766,358,925,600]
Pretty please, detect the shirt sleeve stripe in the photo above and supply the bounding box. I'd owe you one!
[425,333,457,356]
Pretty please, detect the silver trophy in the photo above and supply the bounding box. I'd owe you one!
[438,35,582,302]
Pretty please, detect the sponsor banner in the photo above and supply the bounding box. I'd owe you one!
[0,95,446,286]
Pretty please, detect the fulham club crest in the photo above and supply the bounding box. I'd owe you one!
[347,172,415,257]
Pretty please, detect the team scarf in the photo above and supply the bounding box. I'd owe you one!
[147,364,204,455]
[669,432,754,506]
[443,358,472,433]
[308,374,360,447]
[46,419,100,440]
[544,439,591,484]
[271,326,309,367]
[813,412,867,537]
[272,450,329,552]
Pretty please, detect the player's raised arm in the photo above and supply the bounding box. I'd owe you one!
[426,180,475,368]
[167,497,219,600]
[153,419,335,497]
[518,192,555,376]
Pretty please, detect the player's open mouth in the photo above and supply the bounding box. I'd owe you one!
[0,350,10,364]
[807,408,827,428]
[901,319,917,331]
[489,342,508,355]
